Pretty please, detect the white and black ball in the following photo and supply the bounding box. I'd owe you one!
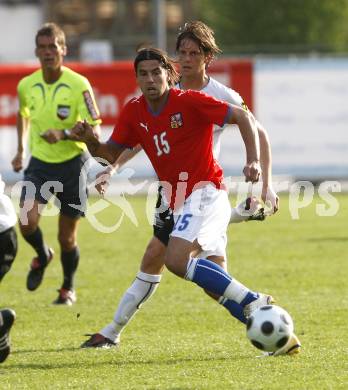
[246,305,294,352]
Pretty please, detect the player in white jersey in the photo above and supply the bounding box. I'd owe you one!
[0,175,17,282]
[0,175,17,363]
[194,77,245,158]
[81,22,300,356]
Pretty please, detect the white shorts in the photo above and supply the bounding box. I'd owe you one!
[170,184,230,259]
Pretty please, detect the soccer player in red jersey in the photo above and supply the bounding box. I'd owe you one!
[72,47,274,344]
[86,22,275,350]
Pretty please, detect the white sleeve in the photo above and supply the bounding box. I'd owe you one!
[0,195,17,232]
[223,88,244,107]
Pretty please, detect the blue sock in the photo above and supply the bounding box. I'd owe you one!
[185,258,232,296]
[186,258,260,310]
[240,291,259,307]
[220,298,247,324]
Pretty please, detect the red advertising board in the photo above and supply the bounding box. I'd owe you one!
[0,60,253,127]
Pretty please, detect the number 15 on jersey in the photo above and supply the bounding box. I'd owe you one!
[153,132,170,156]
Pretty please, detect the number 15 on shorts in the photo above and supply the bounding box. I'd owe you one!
[173,213,193,231]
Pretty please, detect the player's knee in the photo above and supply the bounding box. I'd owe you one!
[208,256,226,271]
[164,252,187,278]
[145,239,164,259]
[19,219,37,236]
[165,239,192,278]
[58,233,76,251]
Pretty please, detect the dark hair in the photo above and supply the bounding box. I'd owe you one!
[35,22,66,47]
[176,21,222,59]
[134,47,179,86]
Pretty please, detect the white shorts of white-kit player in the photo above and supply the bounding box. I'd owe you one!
[171,184,230,259]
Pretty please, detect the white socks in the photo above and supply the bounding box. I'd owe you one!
[223,278,249,303]
[100,271,162,342]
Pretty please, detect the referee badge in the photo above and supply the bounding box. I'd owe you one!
[57,105,70,120]
[170,113,183,129]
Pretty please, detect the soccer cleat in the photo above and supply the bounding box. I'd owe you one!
[247,207,266,222]
[272,333,301,356]
[80,333,119,349]
[261,333,301,357]
[229,197,266,224]
[243,294,275,319]
[26,248,54,291]
[0,308,16,363]
[53,288,77,306]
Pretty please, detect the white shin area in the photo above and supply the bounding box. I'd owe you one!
[99,271,162,342]
[223,278,249,303]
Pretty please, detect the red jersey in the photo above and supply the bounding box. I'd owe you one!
[110,88,231,209]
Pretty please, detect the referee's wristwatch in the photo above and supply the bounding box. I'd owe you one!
[63,129,71,140]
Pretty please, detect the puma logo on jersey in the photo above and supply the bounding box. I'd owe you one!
[140,122,149,132]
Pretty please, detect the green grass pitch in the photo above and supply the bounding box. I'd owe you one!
[1,193,347,389]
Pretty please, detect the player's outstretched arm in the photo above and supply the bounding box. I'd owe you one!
[71,121,124,165]
[226,105,261,182]
[95,145,142,195]
[256,122,279,214]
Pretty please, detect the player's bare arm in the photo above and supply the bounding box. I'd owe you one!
[71,121,124,164]
[256,122,279,213]
[95,145,143,195]
[226,105,261,183]
[12,112,30,172]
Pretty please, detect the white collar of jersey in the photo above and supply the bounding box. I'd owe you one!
[177,75,210,91]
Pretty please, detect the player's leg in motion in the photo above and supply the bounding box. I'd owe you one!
[82,238,248,348]
[166,237,271,317]
[53,152,88,305]
[82,208,250,347]
[201,254,247,323]
[81,236,165,348]
[53,214,80,305]
[165,187,272,317]
[81,187,261,348]
[19,199,53,291]
[81,186,169,348]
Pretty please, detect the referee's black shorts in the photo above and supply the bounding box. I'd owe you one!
[20,153,89,219]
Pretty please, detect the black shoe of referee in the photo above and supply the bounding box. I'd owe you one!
[26,248,54,291]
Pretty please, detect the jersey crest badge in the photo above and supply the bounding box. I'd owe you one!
[170,113,183,129]
[57,105,70,120]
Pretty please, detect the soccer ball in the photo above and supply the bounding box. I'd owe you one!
[246,305,294,352]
